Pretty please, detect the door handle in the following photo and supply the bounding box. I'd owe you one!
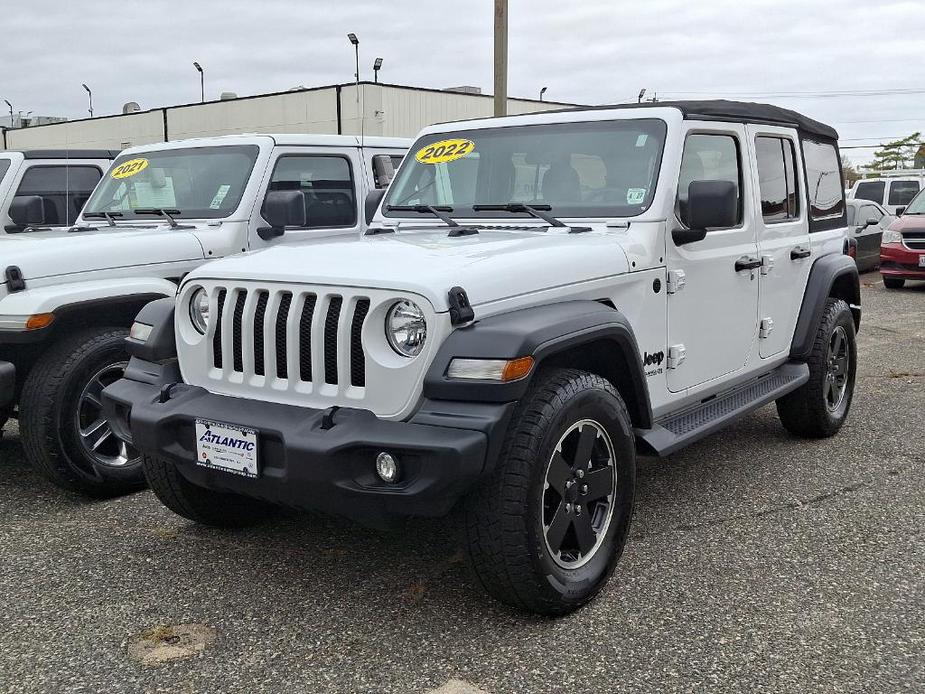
[790,246,811,260]
[735,256,762,272]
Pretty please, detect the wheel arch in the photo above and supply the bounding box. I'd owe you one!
[423,300,653,429]
[790,253,860,361]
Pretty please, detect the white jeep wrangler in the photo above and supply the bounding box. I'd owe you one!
[0,149,116,232]
[0,134,408,495]
[104,102,859,614]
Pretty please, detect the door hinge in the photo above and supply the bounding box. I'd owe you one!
[760,255,774,276]
[759,317,774,339]
[667,344,687,369]
[666,269,686,294]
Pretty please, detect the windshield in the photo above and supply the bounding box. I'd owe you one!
[383,119,667,220]
[82,145,259,220]
[902,188,925,214]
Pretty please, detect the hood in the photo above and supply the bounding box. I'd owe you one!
[888,213,925,232]
[0,225,205,281]
[189,227,630,311]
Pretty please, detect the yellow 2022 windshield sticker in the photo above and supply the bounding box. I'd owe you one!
[415,139,475,165]
[110,158,149,179]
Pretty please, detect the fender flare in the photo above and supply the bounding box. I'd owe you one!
[423,300,652,429]
[790,254,860,360]
[0,277,177,316]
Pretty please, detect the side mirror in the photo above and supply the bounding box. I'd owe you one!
[673,180,737,246]
[258,190,306,240]
[372,154,397,188]
[8,195,46,228]
[365,188,387,225]
[861,217,878,230]
[896,206,905,216]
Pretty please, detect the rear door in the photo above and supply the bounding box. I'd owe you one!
[856,202,886,267]
[666,125,759,392]
[748,127,812,359]
[886,179,920,214]
[250,147,363,246]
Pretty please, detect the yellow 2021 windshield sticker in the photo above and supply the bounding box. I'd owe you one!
[110,158,149,179]
[415,139,475,165]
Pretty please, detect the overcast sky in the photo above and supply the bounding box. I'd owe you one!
[3,0,923,164]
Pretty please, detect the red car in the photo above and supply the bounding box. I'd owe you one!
[880,189,925,288]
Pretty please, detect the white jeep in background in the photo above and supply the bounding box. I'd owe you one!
[0,133,408,495]
[0,149,116,232]
[105,102,859,614]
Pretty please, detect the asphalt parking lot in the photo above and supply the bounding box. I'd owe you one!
[1,271,922,694]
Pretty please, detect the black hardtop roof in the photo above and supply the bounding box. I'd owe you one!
[20,149,119,160]
[558,100,838,141]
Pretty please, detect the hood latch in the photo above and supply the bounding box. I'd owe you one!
[448,286,475,326]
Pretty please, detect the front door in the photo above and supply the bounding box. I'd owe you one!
[666,125,760,393]
[748,126,812,359]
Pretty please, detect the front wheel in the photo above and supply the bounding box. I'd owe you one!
[463,368,636,616]
[883,277,905,289]
[20,327,144,497]
[776,298,857,438]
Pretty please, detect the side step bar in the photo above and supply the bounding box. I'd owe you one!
[635,362,809,457]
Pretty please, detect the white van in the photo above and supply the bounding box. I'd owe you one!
[849,172,925,214]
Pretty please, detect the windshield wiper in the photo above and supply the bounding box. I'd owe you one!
[386,204,460,227]
[83,211,123,227]
[132,208,188,229]
[472,203,566,228]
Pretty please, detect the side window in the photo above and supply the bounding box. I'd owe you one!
[888,180,920,206]
[677,133,741,227]
[853,180,884,203]
[267,155,356,228]
[755,136,800,222]
[15,165,102,225]
[0,159,11,182]
[802,139,845,228]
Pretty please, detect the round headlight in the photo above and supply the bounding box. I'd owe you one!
[189,287,211,334]
[386,300,426,357]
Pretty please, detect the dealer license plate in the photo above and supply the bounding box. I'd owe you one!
[918,255,925,267]
[195,418,258,478]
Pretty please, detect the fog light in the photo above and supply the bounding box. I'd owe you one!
[375,452,400,483]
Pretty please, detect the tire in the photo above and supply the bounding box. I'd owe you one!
[463,368,636,616]
[776,298,857,438]
[883,277,905,289]
[20,327,144,497]
[143,454,277,528]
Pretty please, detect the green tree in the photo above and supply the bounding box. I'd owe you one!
[871,132,922,170]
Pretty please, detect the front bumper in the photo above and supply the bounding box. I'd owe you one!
[880,243,925,280]
[0,360,14,407]
[103,358,513,523]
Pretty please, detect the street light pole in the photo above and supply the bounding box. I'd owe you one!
[193,62,204,103]
[82,83,93,117]
[540,87,547,102]
[493,0,508,117]
[347,33,360,89]
[3,100,12,126]
[373,57,383,83]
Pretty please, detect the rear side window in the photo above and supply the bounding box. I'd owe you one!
[0,159,11,182]
[755,136,800,222]
[802,139,844,227]
[677,133,742,227]
[853,180,884,203]
[267,155,356,228]
[15,165,102,225]
[888,180,920,206]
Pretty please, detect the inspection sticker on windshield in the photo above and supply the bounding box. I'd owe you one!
[195,418,258,478]
[110,158,149,179]
[627,188,646,204]
[415,138,475,165]
[209,184,231,209]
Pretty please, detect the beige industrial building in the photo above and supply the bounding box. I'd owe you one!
[1,82,579,151]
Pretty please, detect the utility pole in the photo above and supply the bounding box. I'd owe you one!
[493,0,508,117]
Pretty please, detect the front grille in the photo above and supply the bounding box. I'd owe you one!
[902,231,925,250]
[210,287,370,388]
